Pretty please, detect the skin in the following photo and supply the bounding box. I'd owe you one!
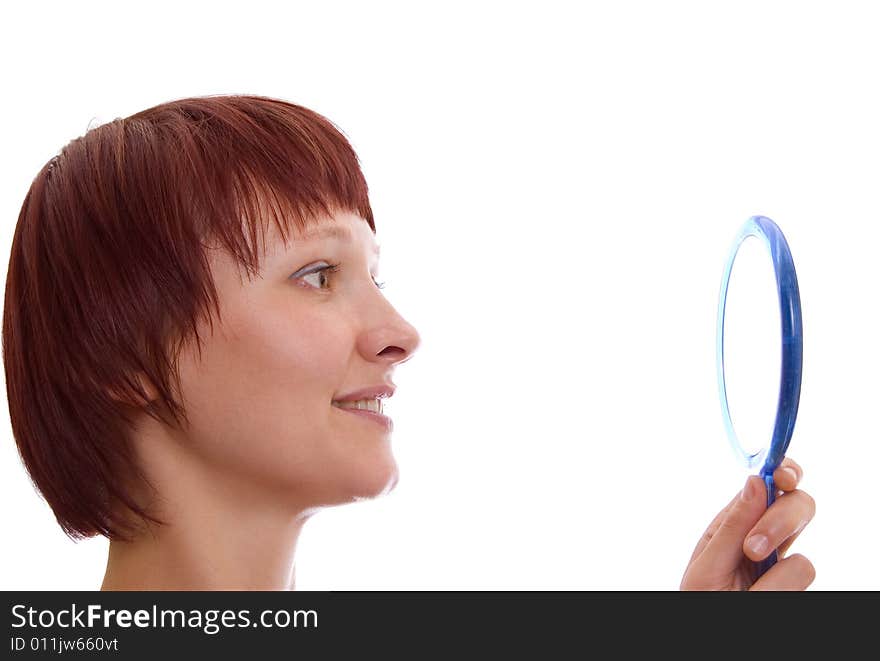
[101,209,421,590]
[99,207,815,591]
[680,456,816,590]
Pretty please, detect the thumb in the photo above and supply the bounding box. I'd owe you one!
[700,475,767,571]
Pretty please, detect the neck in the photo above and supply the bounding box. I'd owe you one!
[101,512,307,591]
[101,423,313,591]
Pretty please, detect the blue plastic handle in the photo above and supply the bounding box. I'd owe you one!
[716,216,803,578]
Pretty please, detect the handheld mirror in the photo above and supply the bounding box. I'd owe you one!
[716,216,803,578]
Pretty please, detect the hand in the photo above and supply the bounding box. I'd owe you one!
[680,457,816,590]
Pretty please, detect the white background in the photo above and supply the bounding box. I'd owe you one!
[1,1,877,590]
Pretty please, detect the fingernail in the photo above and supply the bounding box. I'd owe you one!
[783,466,798,483]
[746,534,769,556]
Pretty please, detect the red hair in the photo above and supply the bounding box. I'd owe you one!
[3,95,374,540]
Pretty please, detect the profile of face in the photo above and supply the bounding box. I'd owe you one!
[143,209,421,517]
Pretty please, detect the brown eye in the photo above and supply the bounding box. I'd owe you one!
[302,270,330,289]
[293,263,340,290]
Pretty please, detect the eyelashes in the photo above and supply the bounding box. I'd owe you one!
[293,262,386,291]
[302,262,340,290]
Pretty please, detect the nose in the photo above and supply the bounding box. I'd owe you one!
[357,294,421,367]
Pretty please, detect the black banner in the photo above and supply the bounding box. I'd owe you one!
[2,591,874,657]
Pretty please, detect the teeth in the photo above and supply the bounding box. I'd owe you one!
[334,398,383,414]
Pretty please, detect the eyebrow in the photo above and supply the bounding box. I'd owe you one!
[299,225,380,255]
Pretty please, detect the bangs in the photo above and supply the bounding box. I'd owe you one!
[127,94,375,274]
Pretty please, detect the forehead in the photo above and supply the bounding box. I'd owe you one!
[291,217,380,254]
[258,210,380,262]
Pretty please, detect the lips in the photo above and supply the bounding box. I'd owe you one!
[332,384,396,403]
[331,383,396,432]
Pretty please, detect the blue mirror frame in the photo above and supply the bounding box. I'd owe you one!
[716,215,803,576]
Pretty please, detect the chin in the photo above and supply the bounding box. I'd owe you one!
[345,455,400,502]
[273,443,401,509]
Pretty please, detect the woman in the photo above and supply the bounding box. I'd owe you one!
[2,94,815,590]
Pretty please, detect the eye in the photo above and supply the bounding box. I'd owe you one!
[292,262,340,290]
[290,262,385,289]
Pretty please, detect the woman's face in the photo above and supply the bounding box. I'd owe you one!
[171,209,420,510]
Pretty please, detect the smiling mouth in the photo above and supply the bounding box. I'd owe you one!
[331,398,384,415]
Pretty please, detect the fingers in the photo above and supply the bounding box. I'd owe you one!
[742,487,815,561]
[686,490,741,566]
[693,456,803,560]
[683,457,814,591]
[773,457,803,492]
[698,475,768,571]
[750,553,816,591]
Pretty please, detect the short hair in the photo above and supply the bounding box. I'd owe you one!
[2,94,374,540]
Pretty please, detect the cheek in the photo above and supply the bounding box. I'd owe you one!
[174,304,352,480]
[223,293,353,395]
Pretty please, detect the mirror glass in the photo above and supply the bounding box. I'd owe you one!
[721,235,781,463]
